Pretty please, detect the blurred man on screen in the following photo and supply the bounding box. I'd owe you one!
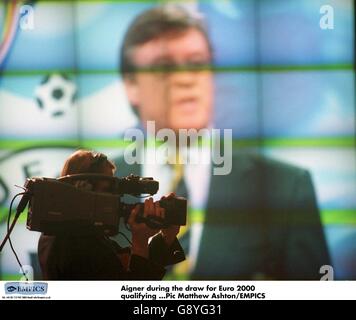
[115,5,330,280]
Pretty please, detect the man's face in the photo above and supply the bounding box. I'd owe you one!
[124,28,214,133]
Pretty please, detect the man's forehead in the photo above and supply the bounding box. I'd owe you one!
[131,28,210,65]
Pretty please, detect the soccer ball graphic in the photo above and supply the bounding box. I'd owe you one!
[35,74,77,117]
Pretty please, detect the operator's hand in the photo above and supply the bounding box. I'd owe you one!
[160,193,180,247]
[128,197,164,259]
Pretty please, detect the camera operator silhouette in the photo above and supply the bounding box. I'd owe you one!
[38,149,185,280]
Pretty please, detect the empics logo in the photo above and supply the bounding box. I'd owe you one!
[6,285,17,293]
[5,282,48,295]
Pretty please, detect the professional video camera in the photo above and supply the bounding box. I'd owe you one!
[17,174,187,236]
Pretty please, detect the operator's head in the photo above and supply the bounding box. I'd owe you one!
[120,5,214,133]
[61,150,116,192]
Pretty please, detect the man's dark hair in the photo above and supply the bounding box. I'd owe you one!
[119,5,213,77]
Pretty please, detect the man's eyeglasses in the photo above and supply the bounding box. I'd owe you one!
[131,60,213,74]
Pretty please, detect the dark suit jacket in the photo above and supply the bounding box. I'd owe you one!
[38,232,185,280]
[114,151,330,280]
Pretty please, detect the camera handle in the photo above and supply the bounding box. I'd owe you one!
[121,196,187,229]
[122,203,167,229]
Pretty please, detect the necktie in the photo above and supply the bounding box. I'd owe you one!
[172,165,189,254]
[164,162,192,280]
